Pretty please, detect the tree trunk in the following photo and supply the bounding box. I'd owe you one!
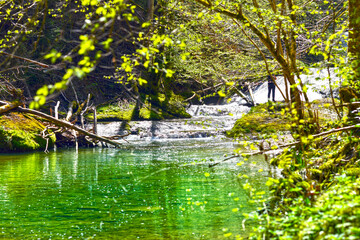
[147,0,154,21]
[349,0,360,82]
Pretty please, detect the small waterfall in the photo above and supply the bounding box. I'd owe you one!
[246,68,340,104]
[95,68,339,142]
[93,102,250,142]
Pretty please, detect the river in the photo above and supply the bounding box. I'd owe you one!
[0,69,336,239]
[0,98,272,239]
[0,138,269,239]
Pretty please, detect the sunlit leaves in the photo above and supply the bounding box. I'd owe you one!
[63,69,74,80]
[165,69,175,78]
[44,49,61,64]
[218,90,226,97]
[30,86,49,108]
[138,78,147,85]
[78,35,95,55]
[101,38,113,50]
[81,0,98,6]
[142,22,151,28]
[36,85,48,97]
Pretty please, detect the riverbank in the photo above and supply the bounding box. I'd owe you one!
[229,100,360,239]
[0,95,193,152]
[0,112,55,153]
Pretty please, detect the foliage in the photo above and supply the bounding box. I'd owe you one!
[249,175,360,240]
[0,0,360,239]
[186,0,347,120]
[160,1,272,100]
[239,119,360,239]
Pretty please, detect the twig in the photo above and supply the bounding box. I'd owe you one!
[336,102,360,107]
[54,101,60,119]
[0,51,49,68]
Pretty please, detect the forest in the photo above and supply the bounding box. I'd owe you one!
[0,0,360,239]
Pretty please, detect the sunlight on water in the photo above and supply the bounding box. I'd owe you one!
[0,141,269,239]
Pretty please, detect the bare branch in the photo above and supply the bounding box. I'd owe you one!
[0,51,49,68]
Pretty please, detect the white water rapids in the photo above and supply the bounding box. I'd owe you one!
[95,68,340,142]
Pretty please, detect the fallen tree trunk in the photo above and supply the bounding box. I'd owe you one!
[16,106,124,148]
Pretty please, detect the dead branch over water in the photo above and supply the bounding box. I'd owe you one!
[0,100,128,148]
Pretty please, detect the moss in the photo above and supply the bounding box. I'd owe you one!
[86,103,162,121]
[87,94,190,122]
[94,103,136,121]
[346,168,360,176]
[227,99,338,139]
[156,92,191,118]
[0,113,55,153]
[227,102,290,138]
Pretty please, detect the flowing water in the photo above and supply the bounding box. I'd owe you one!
[1,90,264,239]
[0,139,269,239]
[0,68,337,239]
[247,67,340,104]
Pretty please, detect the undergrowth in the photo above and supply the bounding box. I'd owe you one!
[229,99,360,239]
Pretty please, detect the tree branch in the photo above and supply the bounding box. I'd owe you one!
[209,124,360,167]
[15,106,124,148]
[0,51,49,68]
[0,101,22,115]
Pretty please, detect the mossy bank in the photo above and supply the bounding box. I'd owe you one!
[0,112,55,153]
[227,99,337,139]
[227,102,290,138]
[87,93,191,121]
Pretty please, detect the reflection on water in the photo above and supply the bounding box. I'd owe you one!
[0,140,268,239]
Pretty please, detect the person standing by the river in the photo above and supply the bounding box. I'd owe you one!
[267,74,276,102]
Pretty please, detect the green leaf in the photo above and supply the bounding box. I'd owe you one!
[165,69,175,78]
[29,101,39,109]
[142,22,151,28]
[101,38,113,50]
[63,69,74,80]
[36,85,49,96]
[138,78,147,86]
[44,49,61,64]
[218,90,226,97]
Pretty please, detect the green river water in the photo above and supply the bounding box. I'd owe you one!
[0,139,269,239]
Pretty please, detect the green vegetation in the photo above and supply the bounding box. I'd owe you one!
[1,0,360,239]
[0,113,55,152]
[228,99,340,138]
[227,103,290,137]
[227,97,360,239]
[254,175,360,239]
[248,133,360,239]
[87,93,190,121]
